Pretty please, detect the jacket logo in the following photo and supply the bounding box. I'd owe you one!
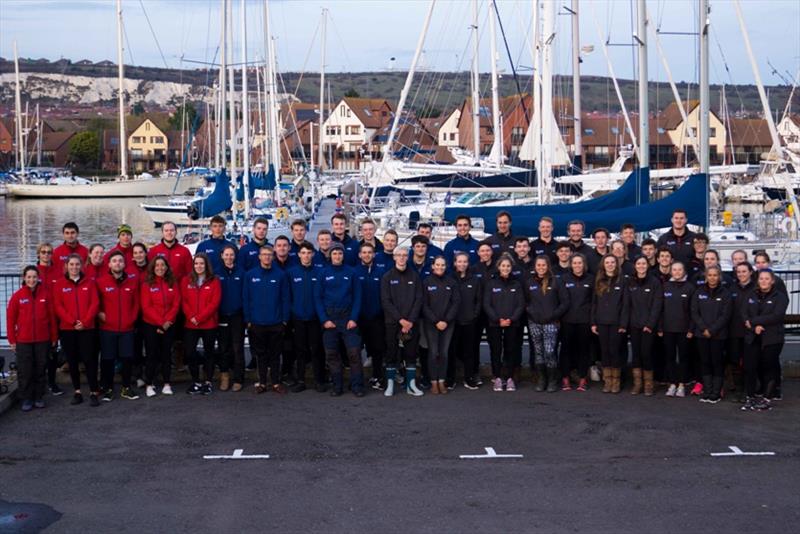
[492,288,502,293]
[427,286,437,291]
[390,280,399,285]
[251,277,261,282]
[293,277,303,282]
[62,287,73,293]
[325,276,335,281]
[698,294,709,300]
[19,298,29,304]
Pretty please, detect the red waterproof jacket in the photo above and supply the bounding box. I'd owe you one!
[53,241,88,265]
[53,274,100,331]
[37,262,63,293]
[125,263,147,286]
[95,271,140,332]
[180,276,221,330]
[103,243,134,267]
[84,262,105,282]
[148,241,193,282]
[140,276,181,327]
[6,283,58,345]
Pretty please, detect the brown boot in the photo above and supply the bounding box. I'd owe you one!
[611,368,621,394]
[630,368,643,395]
[219,372,230,392]
[602,368,612,393]
[643,371,654,396]
[431,381,440,395]
[438,380,447,395]
[232,382,243,392]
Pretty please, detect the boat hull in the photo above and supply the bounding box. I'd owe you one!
[6,175,205,198]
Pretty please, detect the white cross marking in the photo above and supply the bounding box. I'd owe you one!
[203,449,271,460]
[710,446,775,457]
[459,447,524,459]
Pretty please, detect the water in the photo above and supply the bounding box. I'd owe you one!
[0,197,164,273]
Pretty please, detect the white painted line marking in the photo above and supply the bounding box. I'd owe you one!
[459,447,524,459]
[710,446,775,457]
[203,449,271,460]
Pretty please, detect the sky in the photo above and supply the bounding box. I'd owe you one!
[0,0,798,86]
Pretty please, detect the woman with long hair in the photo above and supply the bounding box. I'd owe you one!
[727,262,755,402]
[690,266,732,404]
[181,253,222,395]
[35,242,63,396]
[84,244,106,281]
[659,262,695,398]
[422,256,461,395]
[591,255,628,393]
[140,256,180,397]
[483,254,524,392]
[448,252,482,390]
[626,256,662,395]
[560,254,593,391]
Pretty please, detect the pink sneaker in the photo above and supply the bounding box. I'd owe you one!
[506,378,516,392]
[691,382,703,396]
[561,377,572,391]
[492,378,503,392]
[576,378,587,392]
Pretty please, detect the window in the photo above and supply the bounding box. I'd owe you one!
[657,127,666,134]
[350,126,360,135]
[611,127,619,135]
[151,136,164,144]
[145,122,150,131]
[449,132,456,141]
[382,111,387,117]
[347,109,351,118]
[709,127,717,137]
[340,105,346,117]
[442,133,447,142]
[584,128,594,135]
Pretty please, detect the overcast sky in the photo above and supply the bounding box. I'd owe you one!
[1,0,798,86]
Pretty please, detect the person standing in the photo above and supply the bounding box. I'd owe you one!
[591,255,629,394]
[530,217,557,263]
[243,245,289,394]
[103,224,135,267]
[53,254,100,406]
[181,253,222,395]
[313,230,334,269]
[620,224,641,258]
[659,262,695,398]
[289,219,310,258]
[35,242,63,396]
[586,228,611,274]
[288,242,325,392]
[330,213,359,266]
[216,245,245,392]
[560,254,594,391]
[485,211,517,260]
[525,256,569,393]
[237,217,271,272]
[552,242,573,277]
[421,256,460,395]
[448,252,482,390]
[355,243,388,391]
[358,218,384,253]
[196,215,237,274]
[656,209,696,265]
[416,223,444,260]
[140,256,180,398]
[566,220,593,260]
[381,248,425,397]
[96,251,141,401]
[691,266,732,404]
[483,254,525,392]
[53,222,88,265]
[84,244,106,281]
[7,266,59,411]
[314,242,364,397]
[444,215,480,266]
[728,262,754,402]
[374,230,398,270]
[627,256,662,396]
[148,221,193,282]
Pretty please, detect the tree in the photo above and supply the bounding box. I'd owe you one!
[132,102,145,116]
[169,101,198,130]
[68,131,100,168]
[416,107,442,119]
[344,88,360,98]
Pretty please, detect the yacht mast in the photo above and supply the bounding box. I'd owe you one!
[241,0,251,216]
[227,0,237,175]
[116,0,128,178]
[532,0,542,202]
[318,8,327,170]
[488,0,503,168]
[471,0,481,164]
[540,0,555,201]
[636,0,649,206]
[571,0,582,172]
[13,41,24,177]
[699,0,709,229]
[217,0,226,169]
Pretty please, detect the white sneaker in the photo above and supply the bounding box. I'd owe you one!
[665,384,677,397]
[136,378,146,388]
[590,365,602,382]
[363,356,372,368]
[384,380,395,397]
[676,384,686,398]
[493,377,504,392]
[146,385,156,398]
[161,384,174,396]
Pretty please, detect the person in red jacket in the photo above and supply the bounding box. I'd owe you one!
[126,242,149,281]
[103,224,135,266]
[96,250,141,402]
[127,241,148,387]
[35,242,65,396]
[140,256,181,398]
[181,253,222,395]
[84,244,106,281]
[53,254,101,407]
[147,222,193,282]
[53,222,88,265]
[6,266,59,411]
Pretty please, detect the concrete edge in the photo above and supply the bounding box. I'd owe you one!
[0,380,18,417]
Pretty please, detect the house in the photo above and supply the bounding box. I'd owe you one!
[579,114,677,170]
[40,132,76,167]
[421,107,460,148]
[777,114,800,153]
[456,94,539,163]
[127,117,169,173]
[320,97,394,170]
[727,117,774,164]
[659,100,725,165]
[372,115,439,163]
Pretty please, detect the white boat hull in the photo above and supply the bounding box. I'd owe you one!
[6,175,205,198]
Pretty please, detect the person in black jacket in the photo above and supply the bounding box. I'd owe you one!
[483,254,525,392]
[656,209,696,265]
[380,248,425,397]
[627,256,662,396]
[691,266,732,404]
[659,262,695,398]
[447,253,482,390]
[753,251,788,401]
[611,240,634,277]
[422,257,461,395]
[560,254,593,391]
[486,211,517,260]
[727,262,755,402]
[591,255,629,393]
[525,256,569,393]
[470,241,496,385]
[741,270,789,411]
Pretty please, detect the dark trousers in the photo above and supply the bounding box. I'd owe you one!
[697,337,725,379]
[16,341,49,402]
[652,336,666,382]
[486,325,522,379]
[47,345,60,389]
[472,313,487,376]
[663,332,690,384]
[249,324,284,385]
[143,323,175,385]
[385,322,419,367]
[99,330,134,391]
[360,315,385,380]
[217,312,245,381]
[322,314,363,392]
[629,327,655,370]
[292,318,323,385]
[184,328,217,383]
[448,322,476,383]
[60,329,98,392]
[133,319,145,377]
[282,323,296,380]
[744,340,783,397]
[424,322,454,380]
[560,322,592,378]
[596,324,624,368]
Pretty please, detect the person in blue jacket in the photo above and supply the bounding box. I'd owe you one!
[314,242,364,397]
[374,230,397,271]
[416,223,444,261]
[410,235,433,280]
[330,213,359,266]
[287,241,324,393]
[237,217,270,272]
[196,215,237,274]
[355,242,387,391]
[243,244,290,394]
[444,215,480,266]
[217,244,245,391]
[313,230,333,270]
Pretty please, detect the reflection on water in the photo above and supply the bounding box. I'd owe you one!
[1,197,163,273]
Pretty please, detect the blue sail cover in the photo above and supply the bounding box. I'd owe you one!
[189,169,231,220]
[444,167,650,224]
[235,165,277,201]
[450,172,707,235]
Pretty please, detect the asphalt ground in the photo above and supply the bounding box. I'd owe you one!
[0,375,798,533]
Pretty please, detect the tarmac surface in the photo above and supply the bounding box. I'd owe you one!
[0,377,798,533]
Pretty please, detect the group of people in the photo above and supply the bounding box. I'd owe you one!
[6,208,789,413]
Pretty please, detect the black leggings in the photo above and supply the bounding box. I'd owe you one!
[360,315,385,380]
[143,323,175,385]
[218,313,245,380]
[560,322,591,378]
[743,340,783,397]
[60,329,98,392]
[448,322,476,383]
[184,328,217,383]
[292,318,324,385]
[596,324,624,368]
[696,337,725,379]
[629,327,654,371]
[663,332,690,384]
[486,325,522,379]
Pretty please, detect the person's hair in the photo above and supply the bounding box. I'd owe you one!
[455,215,472,226]
[330,213,347,224]
[22,265,39,280]
[298,241,315,253]
[107,250,125,263]
[383,229,398,239]
[359,242,375,252]
[704,265,722,285]
[567,219,585,231]
[146,256,175,286]
[417,222,433,231]
[274,235,290,245]
[36,242,54,256]
[132,242,148,255]
[693,232,709,244]
[735,261,754,274]
[756,269,776,288]
[453,252,470,267]
[533,255,552,294]
[220,244,238,262]
[539,216,553,225]
[620,223,635,232]
[431,255,447,268]
[754,251,771,264]
[641,238,657,248]
[253,217,269,228]
[495,252,515,273]
[210,215,226,226]
[62,222,79,233]
[592,227,610,239]
[657,246,673,258]
[496,211,512,222]
[190,253,215,283]
[556,240,571,251]
[732,249,747,258]
[291,219,306,229]
[672,209,687,217]
[570,253,587,274]
[65,253,84,267]
[317,229,332,238]
[411,235,429,247]
[161,221,177,232]
[514,236,530,246]
[360,218,376,228]
[594,254,620,295]
[477,240,493,251]
[704,249,720,262]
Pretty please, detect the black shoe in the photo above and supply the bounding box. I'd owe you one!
[291,382,307,393]
[369,377,384,391]
[50,384,64,396]
[353,390,365,398]
[120,387,140,400]
[330,389,343,397]
[754,396,772,411]
[70,392,83,405]
[463,378,479,390]
[315,383,328,393]
[281,374,297,387]
[200,382,213,395]
[102,389,114,403]
[706,393,721,404]
[769,389,783,401]
[419,377,432,390]
[89,394,100,407]
[246,360,257,370]
[446,380,456,391]
[187,383,203,395]
[474,374,484,386]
